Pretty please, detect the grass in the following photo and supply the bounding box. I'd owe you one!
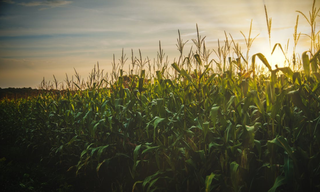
[1,0,320,191]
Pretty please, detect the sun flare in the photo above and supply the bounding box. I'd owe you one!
[270,49,287,68]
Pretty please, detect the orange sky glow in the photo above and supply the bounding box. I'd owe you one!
[0,0,318,88]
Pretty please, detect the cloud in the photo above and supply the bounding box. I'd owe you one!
[2,0,72,9]
[20,0,72,7]
[2,0,15,4]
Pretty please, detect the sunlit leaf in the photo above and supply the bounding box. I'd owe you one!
[302,51,310,77]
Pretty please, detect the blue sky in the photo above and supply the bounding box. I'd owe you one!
[0,0,317,88]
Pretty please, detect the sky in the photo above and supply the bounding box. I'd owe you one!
[0,0,318,88]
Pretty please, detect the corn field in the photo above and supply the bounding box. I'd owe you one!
[1,1,320,191]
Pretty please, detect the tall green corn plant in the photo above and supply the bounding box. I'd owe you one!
[172,55,216,115]
[212,32,231,74]
[241,20,259,72]
[301,49,320,78]
[264,4,272,49]
[292,15,301,67]
[192,24,205,60]
[297,0,320,54]
[176,30,189,68]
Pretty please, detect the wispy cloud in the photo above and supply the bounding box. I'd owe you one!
[2,0,15,3]
[2,0,72,9]
[2,0,14,4]
[20,0,72,7]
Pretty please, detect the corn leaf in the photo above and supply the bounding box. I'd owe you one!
[252,53,272,71]
[302,51,310,77]
[268,176,287,192]
[205,172,216,192]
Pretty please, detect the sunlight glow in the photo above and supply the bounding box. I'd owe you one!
[0,0,315,88]
[270,48,287,68]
